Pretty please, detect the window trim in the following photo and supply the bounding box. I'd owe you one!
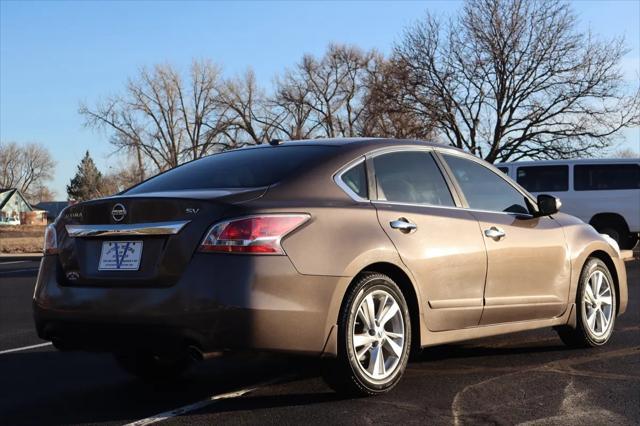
[334,145,539,217]
[366,147,461,208]
[371,199,533,218]
[333,156,369,202]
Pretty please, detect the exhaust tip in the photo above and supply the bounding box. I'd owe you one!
[187,345,224,361]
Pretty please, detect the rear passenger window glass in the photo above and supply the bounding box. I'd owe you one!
[341,161,368,199]
[517,166,569,192]
[443,154,530,214]
[497,167,509,174]
[374,152,454,206]
[574,164,640,191]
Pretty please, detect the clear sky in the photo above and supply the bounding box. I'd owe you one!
[1,0,639,199]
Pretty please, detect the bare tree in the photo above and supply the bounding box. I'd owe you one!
[0,141,56,202]
[394,0,639,162]
[218,69,275,146]
[359,59,436,139]
[267,44,382,140]
[80,60,233,175]
[612,147,639,158]
[102,158,149,195]
[28,185,56,203]
[267,67,319,140]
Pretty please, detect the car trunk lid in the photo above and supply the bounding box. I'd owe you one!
[55,188,266,287]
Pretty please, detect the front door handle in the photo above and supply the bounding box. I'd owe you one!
[484,226,506,240]
[390,218,417,233]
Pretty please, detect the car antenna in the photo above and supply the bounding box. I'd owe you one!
[268,139,283,146]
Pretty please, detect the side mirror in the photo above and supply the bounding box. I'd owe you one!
[536,194,561,216]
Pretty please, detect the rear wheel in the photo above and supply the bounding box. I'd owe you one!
[557,258,616,348]
[114,350,192,382]
[323,272,411,396]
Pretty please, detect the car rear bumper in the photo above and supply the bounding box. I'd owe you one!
[33,253,342,356]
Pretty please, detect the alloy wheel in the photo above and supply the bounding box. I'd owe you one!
[582,270,614,337]
[352,289,405,381]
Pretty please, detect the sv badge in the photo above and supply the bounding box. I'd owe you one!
[185,208,200,215]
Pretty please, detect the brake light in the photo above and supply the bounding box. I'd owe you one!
[43,224,58,255]
[199,214,310,254]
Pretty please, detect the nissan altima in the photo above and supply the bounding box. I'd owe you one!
[33,138,628,395]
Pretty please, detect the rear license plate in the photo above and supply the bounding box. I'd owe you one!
[98,241,143,271]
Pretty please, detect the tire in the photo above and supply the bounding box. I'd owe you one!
[557,258,617,348]
[114,350,192,382]
[622,233,639,250]
[599,225,637,249]
[599,225,626,247]
[322,272,411,396]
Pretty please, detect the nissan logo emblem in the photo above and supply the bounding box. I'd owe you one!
[111,204,127,222]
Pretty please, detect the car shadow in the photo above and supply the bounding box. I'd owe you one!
[416,341,569,362]
[0,350,319,425]
[0,340,576,425]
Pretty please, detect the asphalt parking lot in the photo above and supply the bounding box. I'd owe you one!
[0,257,638,425]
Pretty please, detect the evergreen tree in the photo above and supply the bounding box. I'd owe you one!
[66,151,104,201]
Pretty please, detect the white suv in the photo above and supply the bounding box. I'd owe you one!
[497,158,640,249]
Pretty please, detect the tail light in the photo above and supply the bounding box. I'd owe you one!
[43,224,58,255]
[199,214,310,254]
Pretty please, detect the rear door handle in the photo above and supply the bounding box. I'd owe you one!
[390,218,417,233]
[484,226,506,240]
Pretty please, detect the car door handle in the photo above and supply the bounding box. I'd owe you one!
[484,226,506,240]
[390,218,417,233]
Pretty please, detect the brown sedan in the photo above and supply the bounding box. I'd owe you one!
[34,138,628,395]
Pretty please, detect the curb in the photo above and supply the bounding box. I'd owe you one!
[0,253,43,261]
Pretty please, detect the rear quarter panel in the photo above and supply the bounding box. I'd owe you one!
[280,202,422,341]
[230,194,421,354]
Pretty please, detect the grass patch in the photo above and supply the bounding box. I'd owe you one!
[0,225,45,253]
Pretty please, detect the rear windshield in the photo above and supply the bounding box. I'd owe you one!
[125,146,337,194]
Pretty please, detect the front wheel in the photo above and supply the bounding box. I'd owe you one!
[557,258,617,348]
[323,272,411,396]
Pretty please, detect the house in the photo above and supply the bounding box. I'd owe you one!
[0,189,47,225]
[34,201,70,223]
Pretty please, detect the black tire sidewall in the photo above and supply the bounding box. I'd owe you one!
[576,259,617,346]
[340,274,411,393]
[600,227,622,245]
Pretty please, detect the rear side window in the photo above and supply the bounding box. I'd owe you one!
[497,167,509,174]
[340,161,368,199]
[373,151,454,206]
[443,154,530,214]
[126,146,336,194]
[517,166,569,192]
[574,164,640,191]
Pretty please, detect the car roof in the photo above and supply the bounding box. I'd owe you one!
[238,137,447,149]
